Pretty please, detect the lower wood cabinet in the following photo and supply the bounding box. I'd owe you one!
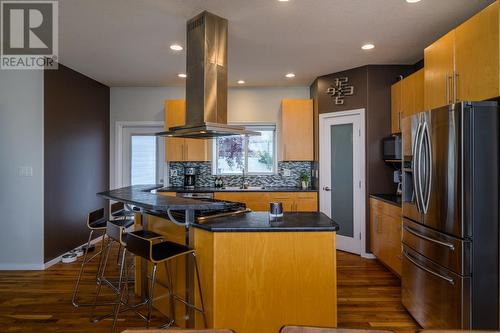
[214,192,318,212]
[370,198,402,276]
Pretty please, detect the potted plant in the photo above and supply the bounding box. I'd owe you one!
[299,172,310,190]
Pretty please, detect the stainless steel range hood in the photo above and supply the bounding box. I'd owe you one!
[157,11,259,139]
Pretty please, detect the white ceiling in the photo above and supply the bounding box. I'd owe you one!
[58,0,494,87]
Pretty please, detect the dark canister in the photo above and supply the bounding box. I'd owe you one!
[269,202,284,222]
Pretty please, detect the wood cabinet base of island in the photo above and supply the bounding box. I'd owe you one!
[135,215,337,333]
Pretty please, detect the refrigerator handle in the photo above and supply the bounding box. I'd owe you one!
[403,250,455,285]
[423,121,432,214]
[416,122,426,213]
[412,122,423,213]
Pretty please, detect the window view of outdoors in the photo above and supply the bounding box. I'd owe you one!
[131,135,157,185]
[215,128,275,174]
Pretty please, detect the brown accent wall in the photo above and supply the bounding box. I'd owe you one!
[44,64,109,262]
[310,65,413,251]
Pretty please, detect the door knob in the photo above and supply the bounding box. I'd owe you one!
[323,186,331,191]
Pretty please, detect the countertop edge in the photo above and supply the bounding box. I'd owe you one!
[369,194,402,207]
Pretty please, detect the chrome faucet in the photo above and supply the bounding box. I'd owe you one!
[241,169,249,189]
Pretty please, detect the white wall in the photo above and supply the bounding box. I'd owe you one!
[110,86,310,187]
[0,71,44,269]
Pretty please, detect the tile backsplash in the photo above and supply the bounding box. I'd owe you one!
[169,161,313,188]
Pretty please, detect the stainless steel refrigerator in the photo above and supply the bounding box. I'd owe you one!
[401,101,499,329]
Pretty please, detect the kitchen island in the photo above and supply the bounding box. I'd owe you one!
[98,185,338,333]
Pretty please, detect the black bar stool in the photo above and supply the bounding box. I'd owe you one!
[110,229,207,330]
[72,204,134,308]
[72,208,109,307]
[90,217,140,324]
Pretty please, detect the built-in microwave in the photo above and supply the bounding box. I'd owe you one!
[383,135,402,161]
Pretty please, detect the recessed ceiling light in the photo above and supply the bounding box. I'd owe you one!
[177,73,187,78]
[285,73,295,78]
[361,43,375,50]
[170,44,183,51]
[406,0,421,3]
[278,0,290,2]
[237,80,245,84]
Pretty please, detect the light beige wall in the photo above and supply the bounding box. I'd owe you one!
[227,86,310,123]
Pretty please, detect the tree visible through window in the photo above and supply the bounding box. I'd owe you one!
[214,126,275,175]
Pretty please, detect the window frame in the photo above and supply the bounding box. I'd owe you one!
[212,123,277,176]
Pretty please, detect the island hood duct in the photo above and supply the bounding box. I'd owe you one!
[156,11,259,139]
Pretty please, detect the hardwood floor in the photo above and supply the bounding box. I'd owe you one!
[0,245,418,332]
[337,251,419,333]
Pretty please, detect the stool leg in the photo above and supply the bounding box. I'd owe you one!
[112,248,127,331]
[165,262,175,327]
[71,229,94,307]
[146,264,158,328]
[90,239,112,321]
[192,252,207,328]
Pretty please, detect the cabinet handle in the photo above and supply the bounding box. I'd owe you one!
[446,74,455,104]
[454,72,459,103]
[398,112,402,132]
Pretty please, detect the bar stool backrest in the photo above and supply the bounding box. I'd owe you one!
[126,232,152,260]
[111,201,125,215]
[106,221,127,246]
[280,327,395,333]
[87,208,106,229]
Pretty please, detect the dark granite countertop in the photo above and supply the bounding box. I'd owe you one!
[192,212,339,232]
[97,185,227,211]
[370,194,402,206]
[157,186,318,193]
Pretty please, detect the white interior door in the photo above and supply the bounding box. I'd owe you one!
[121,126,165,187]
[320,111,365,255]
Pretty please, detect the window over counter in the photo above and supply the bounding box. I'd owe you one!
[213,125,276,175]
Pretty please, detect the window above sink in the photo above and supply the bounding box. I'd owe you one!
[213,124,276,175]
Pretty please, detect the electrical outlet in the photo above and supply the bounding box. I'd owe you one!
[170,169,178,177]
[283,169,291,177]
[18,166,33,177]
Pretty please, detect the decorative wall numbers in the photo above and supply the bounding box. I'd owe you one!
[326,77,355,105]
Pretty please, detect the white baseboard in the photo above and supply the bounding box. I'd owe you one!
[0,263,45,270]
[0,235,104,271]
[361,252,377,259]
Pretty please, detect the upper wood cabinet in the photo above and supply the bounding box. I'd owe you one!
[391,81,402,134]
[279,99,314,161]
[402,69,424,118]
[164,100,211,162]
[424,30,455,110]
[391,69,424,133]
[455,1,499,102]
[424,1,499,110]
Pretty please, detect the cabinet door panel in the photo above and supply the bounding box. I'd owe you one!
[280,99,313,161]
[424,30,455,110]
[165,100,186,162]
[391,82,402,134]
[370,201,381,256]
[185,138,210,162]
[455,1,499,102]
[401,76,414,118]
[413,69,424,115]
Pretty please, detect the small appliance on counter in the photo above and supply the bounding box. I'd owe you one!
[184,167,196,189]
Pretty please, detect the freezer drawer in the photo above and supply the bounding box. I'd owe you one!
[402,218,470,275]
[402,246,470,329]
